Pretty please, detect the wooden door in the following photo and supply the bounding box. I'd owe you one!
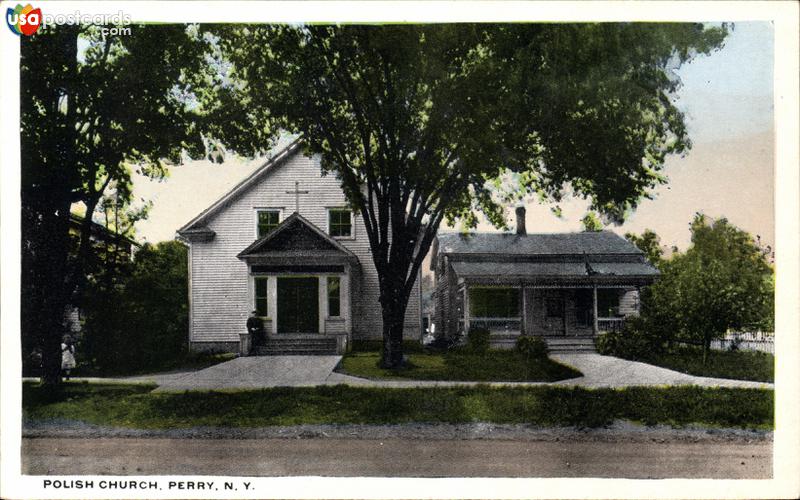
[277,277,319,333]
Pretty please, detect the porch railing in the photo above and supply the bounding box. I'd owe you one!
[463,317,522,333]
[597,317,625,333]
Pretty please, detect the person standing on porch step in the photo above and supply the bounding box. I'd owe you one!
[61,336,76,381]
[247,310,266,350]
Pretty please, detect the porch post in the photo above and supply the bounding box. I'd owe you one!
[463,286,470,332]
[592,283,599,336]
[521,284,527,335]
[318,276,327,334]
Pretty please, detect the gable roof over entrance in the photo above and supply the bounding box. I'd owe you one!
[238,212,359,265]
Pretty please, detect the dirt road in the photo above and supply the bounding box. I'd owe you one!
[23,437,771,479]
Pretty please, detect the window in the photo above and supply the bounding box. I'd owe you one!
[327,276,341,317]
[255,277,269,316]
[328,209,352,237]
[468,287,520,317]
[598,289,621,317]
[256,210,280,238]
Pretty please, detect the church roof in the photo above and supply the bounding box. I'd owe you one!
[237,212,359,264]
[177,137,303,235]
[436,231,644,256]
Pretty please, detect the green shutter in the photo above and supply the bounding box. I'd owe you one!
[327,276,341,317]
[255,277,269,316]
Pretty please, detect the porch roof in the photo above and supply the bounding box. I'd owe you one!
[451,261,658,284]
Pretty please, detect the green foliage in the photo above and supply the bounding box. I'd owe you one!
[21,24,220,385]
[207,23,727,367]
[24,382,773,430]
[580,212,604,232]
[642,214,774,360]
[594,316,663,361]
[466,327,491,353]
[515,335,549,359]
[625,229,665,267]
[81,241,189,375]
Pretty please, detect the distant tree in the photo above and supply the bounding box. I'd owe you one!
[82,241,188,374]
[210,23,727,367]
[625,229,665,267]
[21,24,215,388]
[581,212,604,232]
[643,214,774,363]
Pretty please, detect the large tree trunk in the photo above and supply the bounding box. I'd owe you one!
[380,295,408,369]
[378,267,411,369]
[20,25,80,392]
[28,198,73,389]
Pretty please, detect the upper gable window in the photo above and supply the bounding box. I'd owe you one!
[257,210,280,238]
[328,209,353,238]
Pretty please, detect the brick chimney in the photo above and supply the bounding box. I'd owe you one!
[515,206,527,235]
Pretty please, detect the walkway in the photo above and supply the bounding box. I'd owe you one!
[103,353,773,391]
[133,356,343,392]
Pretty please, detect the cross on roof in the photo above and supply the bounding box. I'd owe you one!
[286,181,309,213]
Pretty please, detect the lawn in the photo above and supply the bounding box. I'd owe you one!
[23,382,774,430]
[340,350,581,382]
[71,351,236,378]
[641,346,774,383]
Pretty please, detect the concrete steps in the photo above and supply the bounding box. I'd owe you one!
[253,336,338,356]
[545,336,597,353]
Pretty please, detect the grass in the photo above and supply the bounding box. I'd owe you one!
[22,382,774,430]
[71,351,236,378]
[340,350,582,382]
[642,346,774,383]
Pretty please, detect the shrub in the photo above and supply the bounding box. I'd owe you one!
[595,316,662,361]
[515,335,549,359]
[466,327,491,352]
[81,241,189,375]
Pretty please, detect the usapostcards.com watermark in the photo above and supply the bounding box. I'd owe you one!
[6,4,132,37]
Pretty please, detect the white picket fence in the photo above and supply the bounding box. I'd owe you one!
[711,331,774,354]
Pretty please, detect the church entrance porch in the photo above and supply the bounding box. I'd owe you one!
[277,277,319,334]
[237,213,361,355]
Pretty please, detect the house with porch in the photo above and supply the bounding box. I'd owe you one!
[431,207,659,351]
[177,138,421,355]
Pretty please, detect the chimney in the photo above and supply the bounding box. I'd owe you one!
[515,206,527,235]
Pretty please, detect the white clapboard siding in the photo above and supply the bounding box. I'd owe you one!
[189,151,421,343]
[619,289,640,316]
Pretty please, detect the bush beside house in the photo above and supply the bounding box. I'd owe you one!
[605,216,774,381]
[80,241,191,375]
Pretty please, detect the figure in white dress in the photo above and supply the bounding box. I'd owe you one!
[61,337,76,380]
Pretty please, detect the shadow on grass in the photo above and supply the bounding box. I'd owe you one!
[23,382,773,430]
[639,347,774,383]
[340,350,582,382]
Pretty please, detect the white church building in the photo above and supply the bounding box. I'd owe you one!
[177,138,422,355]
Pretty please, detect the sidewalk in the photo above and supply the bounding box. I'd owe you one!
[44,352,772,391]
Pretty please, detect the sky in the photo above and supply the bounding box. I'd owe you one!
[133,22,775,252]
